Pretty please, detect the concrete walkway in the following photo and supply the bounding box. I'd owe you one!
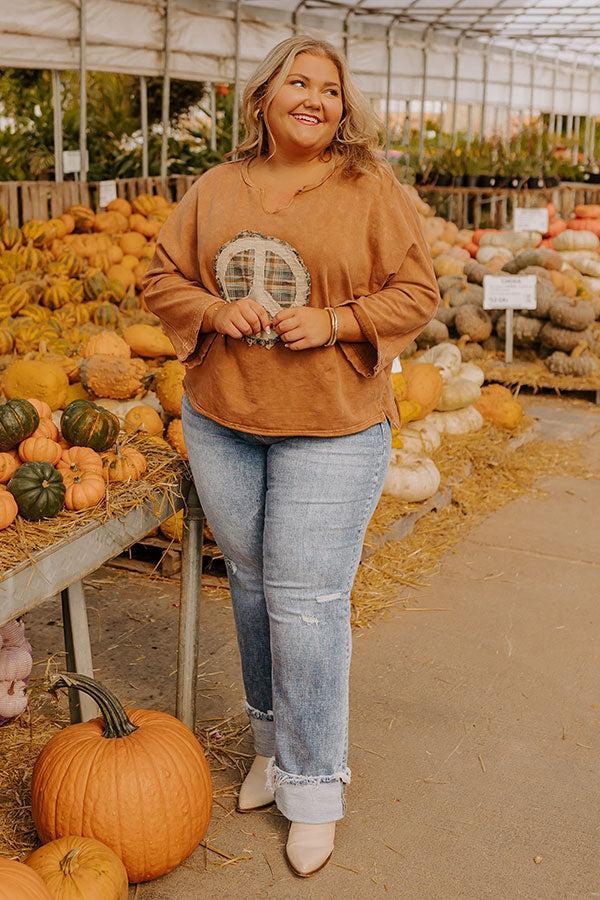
[27,398,600,899]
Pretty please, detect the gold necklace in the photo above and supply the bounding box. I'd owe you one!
[250,158,337,215]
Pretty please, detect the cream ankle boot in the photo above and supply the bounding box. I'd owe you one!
[285,822,336,877]
[236,755,275,812]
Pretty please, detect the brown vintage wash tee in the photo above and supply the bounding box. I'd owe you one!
[143,159,439,436]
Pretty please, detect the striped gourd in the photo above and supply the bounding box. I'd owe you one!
[0,284,29,315]
[14,323,43,353]
[0,268,13,287]
[16,245,43,272]
[21,220,47,248]
[42,279,71,310]
[0,327,14,354]
[0,224,22,250]
[57,250,85,277]
[83,269,110,301]
[19,304,51,323]
[0,300,13,320]
[67,205,95,233]
[92,302,120,327]
[20,278,46,304]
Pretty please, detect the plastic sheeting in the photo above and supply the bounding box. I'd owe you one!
[0,0,598,115]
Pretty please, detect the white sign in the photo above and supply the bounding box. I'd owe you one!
[513,207,549,234]
[62,150,82,174]
[98,180,118,208]
[483,275,537,311]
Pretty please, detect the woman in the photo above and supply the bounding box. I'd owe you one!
[143,35,438,878]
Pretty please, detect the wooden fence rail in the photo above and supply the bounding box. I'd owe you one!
[2,176,600,230]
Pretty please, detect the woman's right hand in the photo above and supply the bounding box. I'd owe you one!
[212,299,272,339]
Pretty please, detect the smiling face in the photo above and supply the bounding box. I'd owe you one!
[264,52,344,160]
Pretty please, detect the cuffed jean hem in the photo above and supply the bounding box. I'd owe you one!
[266,759,351,823]
[245,701,275,757]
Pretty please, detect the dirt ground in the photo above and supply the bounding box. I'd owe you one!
[23,396,600,899]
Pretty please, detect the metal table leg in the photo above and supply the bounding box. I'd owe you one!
[60,580,97,723]
[176,480,205,729]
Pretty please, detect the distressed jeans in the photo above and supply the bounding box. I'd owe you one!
[181,395,391,823]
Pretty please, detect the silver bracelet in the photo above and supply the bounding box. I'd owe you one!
[323,307,338,347]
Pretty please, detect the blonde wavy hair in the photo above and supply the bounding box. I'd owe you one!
[233,35,384,178]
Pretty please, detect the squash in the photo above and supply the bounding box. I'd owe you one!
[18,436,62,465]
[102,445,148,482]
[63,469,106,510]
[0,858,53,900]
[123,405,164,436]
[417,342,463,381]
[82,331,131,359]
[79,355,147,400]
[427,406,484,435]
[398,421,441,454]
[26,835,128,900]
[107,264,135,293]
[454,305,492,342]
[58,446,103,477]
[0,399,40,451]
[433,255,465,278]
[65,382,91,405]
[390,372,407,402]
[436,376,481,412]
[0,283,29,314]
[553,230,600,252]
[549,269,577,297]
[574,204,600,219]
[61,400,119,452]
[383,451,441,501]
[0,487,18,529]
[401,362,443,419]
[154,360,185,417]
[30,417,59,442]
[2,359,69,410]
[123,323,176,358]
[475,385,523,430]
[31,673,213,883]
[398,399,421,425]
[107,197,132,218]
[8,461,65,520]
[0,450,20,484]
[166,418,188,459]
[26,398,53,420]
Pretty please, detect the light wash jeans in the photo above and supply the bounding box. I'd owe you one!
[181,395,391,823]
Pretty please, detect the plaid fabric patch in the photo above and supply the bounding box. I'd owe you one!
[225,248,254,300]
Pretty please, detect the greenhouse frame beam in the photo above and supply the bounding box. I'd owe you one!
[160,0,172,180]
[232,0,242,151]
[52,71,64,183]
[79,0,88,183]
[384,13,402,157]
[342,0,367,58]
[418,26,433,163]
[140,75,149,179]
[209,83,217,152]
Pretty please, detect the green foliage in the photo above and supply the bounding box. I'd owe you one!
[0,68,229,181]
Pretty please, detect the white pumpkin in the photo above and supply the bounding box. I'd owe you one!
[479,231,542,251]
[553,229,600,252]
[0,645,33,681]
[0,679,27,719]
[436,377,481,412]
[427,405,484,435]
[557,252,600,278]
[458,362,485,386]
[400,422,441,454]
[418,342,463,381]
[581,275,600,293]
[383,451,441,501]
[476,246,513,265]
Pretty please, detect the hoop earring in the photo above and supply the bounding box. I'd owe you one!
[254,108,263,121]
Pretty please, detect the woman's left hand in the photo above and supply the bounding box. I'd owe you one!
[271,307,331,350]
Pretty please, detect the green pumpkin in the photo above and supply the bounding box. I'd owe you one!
[61,399,119,451]
[0,399,39,451]
[83,271,110,302]
[8,461,65,520]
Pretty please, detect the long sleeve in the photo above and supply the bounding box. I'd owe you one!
[142,182,225,364]
[336,178,439,378]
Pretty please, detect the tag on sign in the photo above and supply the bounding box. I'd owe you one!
[98,180,118,208]
[62,150,82,174]
[513,207,549,234]
[483,275,537,310]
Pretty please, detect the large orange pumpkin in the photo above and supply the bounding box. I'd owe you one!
[0,857,52,899]
[31,673,213,883]
[402,362,444,418]
[26,836,128,900]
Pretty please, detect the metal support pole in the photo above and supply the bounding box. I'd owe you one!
[52,70,64,182]
[507,48,516,141]
[176,481,205,729]
[529,50,538,127]
[209,83,217,152]
[467,104,473,149]
[343,1,366,59]
[402,99,411,146]
[566,63,577,153]
[160,0,171,180]
[291,0,307,34]
[140,75,149,178]
[231,0,242,152]
[451,37,463,149]
[384,17,399,157]
[418,27,432,164]
[481,44,491,137]
[549,60,558,134]
[79,0,88,183]
[588,65,596,167]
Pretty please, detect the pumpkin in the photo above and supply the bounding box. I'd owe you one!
[61,401,119,452]
[0,399,40,451]
[427,405,484,435]
[401,362,443,418]
[122,323,176,358]
[0,283,29,314]
[0,450,20,484]
[83,270,110,302]
[160,508,184,542]
[0,486,18,529]
[82,331,131,359]
[166,418,188,459]
[107,197,132,218]
[0,857,53,900]
[91,303,120,328]
[574,204,600,219]
[18,436,62,465]
[35,352,80,385]
[123,405,163,436]
[30,417,60,442]
[0,326,14,353]
[397,421,441,455]
[31,673,213,883]
[418,342,463,381]
[63,469,106,510]
[436,376,481,412]
[475,385,524,430]
[398,399,421,425]
[106,264,135,293]
[154,361,185,417]
[58,446,103,477]
[26,398,53,420]
[553,229,600,252]
[433,255,464,278]
[8,461,65,520]
[102,445,147,482]
[79,355,147,400]
[26,835,128,900]
[41,280,71,310]
[2,360,69,410]
[65,382,91,405]
[549,269,577,297]
[383,451,441,501]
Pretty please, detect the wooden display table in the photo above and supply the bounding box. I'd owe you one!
[0,480,205,730]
